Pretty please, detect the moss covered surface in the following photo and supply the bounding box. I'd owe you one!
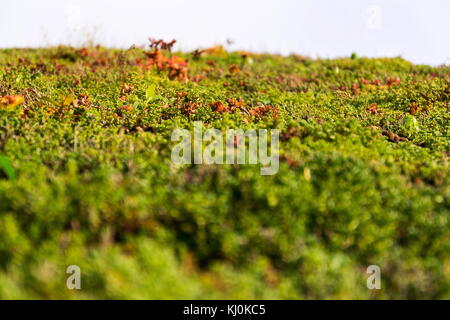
[0,45,449,299]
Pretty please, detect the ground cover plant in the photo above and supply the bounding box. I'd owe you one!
[0,40,449,299]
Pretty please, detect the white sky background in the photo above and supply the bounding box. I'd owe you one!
[1,0,449,65]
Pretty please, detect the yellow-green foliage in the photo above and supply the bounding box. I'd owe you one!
[0,46,449,299]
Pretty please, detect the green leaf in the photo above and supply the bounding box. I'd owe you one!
[145,84,156,101]
[151,95,166,102]
[63,94,75,106]
[402,115,420,136]
[0,154,16,180]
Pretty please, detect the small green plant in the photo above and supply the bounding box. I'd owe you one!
[402,114,420,137]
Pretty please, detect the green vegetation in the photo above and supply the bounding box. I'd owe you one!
[0,44,449,299]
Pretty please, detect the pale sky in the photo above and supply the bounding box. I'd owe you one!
[1,0,449,65]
